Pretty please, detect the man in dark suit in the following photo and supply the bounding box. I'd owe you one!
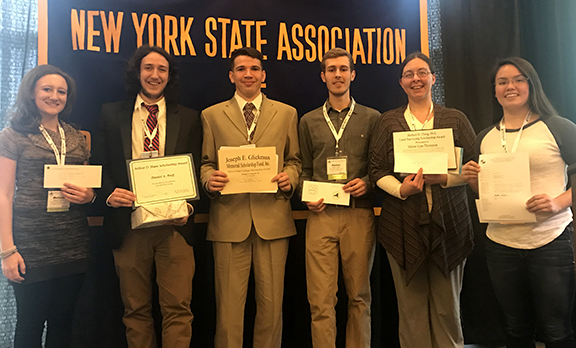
[93,45,201,348]
[201,47,301,348]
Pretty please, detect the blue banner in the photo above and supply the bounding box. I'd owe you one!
[41,0,426,132]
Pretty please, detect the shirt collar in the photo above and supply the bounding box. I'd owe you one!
[234,92,263,112]
[325,98,353,114]
[134,94,166,114]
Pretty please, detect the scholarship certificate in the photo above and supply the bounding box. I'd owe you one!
[43,165,102,188]
[301,180,350,206]
[127,154,199,207]
[218,146,278,195]
[393,128,456,174]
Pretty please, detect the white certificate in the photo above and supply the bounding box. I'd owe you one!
[43,165,102,188]
[301,180,350,206]
[477,152,536,223]
[218,146,278,195]
[393,128,456,174]
[128,154,199,207]
[395,152,448,174]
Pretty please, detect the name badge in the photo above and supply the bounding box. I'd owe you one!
[141,151,159,159]
[47,191,70,212]
[327,156,347,181]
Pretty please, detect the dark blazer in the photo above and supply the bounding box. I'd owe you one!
[93,97,202,249]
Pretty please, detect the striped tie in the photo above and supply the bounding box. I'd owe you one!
[142,103,159,152]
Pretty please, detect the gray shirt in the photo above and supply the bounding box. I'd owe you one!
[298,100,380,202]
[0,122,90,283]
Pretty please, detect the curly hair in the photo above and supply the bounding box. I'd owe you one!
[9,64,77,135]
[124,45,179,103]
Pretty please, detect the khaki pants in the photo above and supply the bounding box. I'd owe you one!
[113,227,195,348]
[387,251,465,348]
[213,227,289,348]
[306,206,375,348]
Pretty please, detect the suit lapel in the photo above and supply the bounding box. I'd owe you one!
[119,99,133,160]
[252,95,276,143]
[223,97,251,138]
[165,103,180,155]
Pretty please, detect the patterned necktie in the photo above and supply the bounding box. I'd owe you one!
[142,103,160,152]
[244,102,256,129]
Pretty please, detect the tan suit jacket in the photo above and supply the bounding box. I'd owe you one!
[201,95,301,242]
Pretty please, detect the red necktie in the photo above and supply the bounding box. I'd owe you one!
[142,103,159,152]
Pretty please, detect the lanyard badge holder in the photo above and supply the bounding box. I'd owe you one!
[324,99,355,181]
[500,110,532,154]
[408,103,434,131]
[246,107,261,144]
[142,117,160,158]
[40,123,70,212]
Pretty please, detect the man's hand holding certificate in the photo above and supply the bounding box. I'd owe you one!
[127,154,199,229]
[128,154,198,206]
[302,181,350,206]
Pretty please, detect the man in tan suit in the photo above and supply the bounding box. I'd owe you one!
[200,47,301,348]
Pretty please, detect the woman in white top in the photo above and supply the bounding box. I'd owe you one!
[463,57,576,348]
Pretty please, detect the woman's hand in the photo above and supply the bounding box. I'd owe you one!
[399,168,424,198]
[462,160,481,193]
[1,252,25,283]
[526,193,563,214]
[61,183,94,204]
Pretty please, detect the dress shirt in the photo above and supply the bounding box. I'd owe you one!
[299,100,380,205]
[132,94,166,159]
[234,92,263,131]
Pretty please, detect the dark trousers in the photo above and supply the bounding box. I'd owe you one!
[486,226,576,348]
[12,272,84,348]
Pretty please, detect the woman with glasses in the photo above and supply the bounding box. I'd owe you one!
[369,52,476,347]
[462,57,576,348]
[0,65,94,348]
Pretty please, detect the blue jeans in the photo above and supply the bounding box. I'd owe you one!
[486,225,576,348]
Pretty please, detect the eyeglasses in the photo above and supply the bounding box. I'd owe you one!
[402,70,431,79]
[495,76,530,87]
